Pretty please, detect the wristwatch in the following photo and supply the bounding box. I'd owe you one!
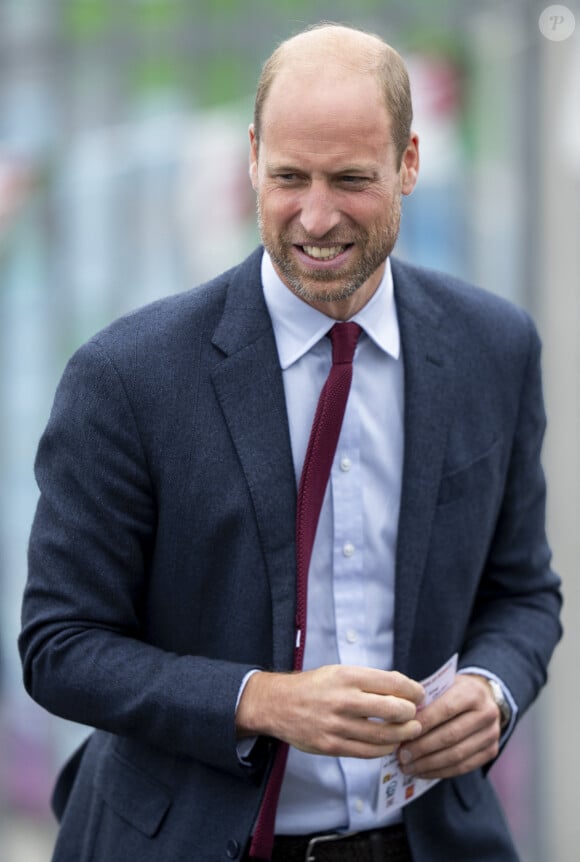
[486,678,511,730]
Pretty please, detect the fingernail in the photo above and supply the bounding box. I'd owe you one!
[399,748,413,765]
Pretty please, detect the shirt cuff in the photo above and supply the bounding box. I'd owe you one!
[235,669,261,763]
[458,666,518,742]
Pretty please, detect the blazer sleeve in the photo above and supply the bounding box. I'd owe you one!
[458,318,562,715]
[19,338,262,780]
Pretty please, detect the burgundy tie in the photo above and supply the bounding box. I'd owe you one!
[249,322,362,861]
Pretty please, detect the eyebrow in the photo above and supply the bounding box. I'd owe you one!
[265,162,380,178]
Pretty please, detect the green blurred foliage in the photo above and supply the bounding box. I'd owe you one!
[64,0,108,38]
[60,0,468,115]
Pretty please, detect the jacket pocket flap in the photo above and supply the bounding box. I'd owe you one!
[95,752,171,837]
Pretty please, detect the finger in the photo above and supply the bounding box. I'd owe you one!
[361,693,422,724]
[403,709,491,761]
[301,716,423,759]
[407,685,500,762]
[405,731,500,779]
[410,686,466,735]
[399,721,500,777]
[320,669,423,723]
[354,716,423,747]
[303,737,398,760]
[327,706,423,748]
[359,668,425,705]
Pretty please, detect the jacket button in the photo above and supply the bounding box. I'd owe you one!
[226,839,241,859]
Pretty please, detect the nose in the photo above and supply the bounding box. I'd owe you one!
[299,182,341,238]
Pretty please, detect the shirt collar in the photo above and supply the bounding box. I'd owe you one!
[261,250,400,370]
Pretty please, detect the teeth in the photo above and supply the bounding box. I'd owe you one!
[303,245,345,260]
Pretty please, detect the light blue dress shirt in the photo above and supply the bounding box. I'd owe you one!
[244,251,518,836]
[262,251,405,834]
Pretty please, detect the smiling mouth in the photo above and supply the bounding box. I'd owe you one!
[300,244,351,261]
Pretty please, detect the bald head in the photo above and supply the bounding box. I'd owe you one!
[267,23,387,72]
[253,23,413,166]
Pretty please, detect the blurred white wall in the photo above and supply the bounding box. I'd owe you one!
[540,30,580,861]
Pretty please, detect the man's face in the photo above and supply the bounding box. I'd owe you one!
[249,67,418,318]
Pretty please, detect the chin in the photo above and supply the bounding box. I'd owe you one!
[290,278,360,305]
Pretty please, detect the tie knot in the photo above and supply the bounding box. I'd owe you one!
[329,322,362,365]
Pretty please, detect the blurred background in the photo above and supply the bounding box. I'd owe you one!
[1,0,578,859]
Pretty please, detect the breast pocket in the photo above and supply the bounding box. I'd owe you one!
[437,437,504,508]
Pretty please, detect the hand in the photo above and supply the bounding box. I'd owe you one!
[236,665,425,759]
[397,673,501,780]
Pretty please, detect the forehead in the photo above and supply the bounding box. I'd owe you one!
[260,67,393,161]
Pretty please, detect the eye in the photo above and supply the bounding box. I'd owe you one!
[339,175,370,188]
[271,172,303,185]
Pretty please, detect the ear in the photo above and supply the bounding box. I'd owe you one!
[248,124,259,191]
[400,132,420,196]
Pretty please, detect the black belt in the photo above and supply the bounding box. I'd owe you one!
[245,824,412,862]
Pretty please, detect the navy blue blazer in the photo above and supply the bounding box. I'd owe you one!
[20,248,562,861]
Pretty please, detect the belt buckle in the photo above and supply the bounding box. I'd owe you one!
[305,830,359,862]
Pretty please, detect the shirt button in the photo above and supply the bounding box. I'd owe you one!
[346,629,358,644]
[355,798,364,813]
[340,457,352,472]
[343,542,355,557]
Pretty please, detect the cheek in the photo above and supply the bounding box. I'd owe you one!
[344,196,393,229]
[259,190,300,226]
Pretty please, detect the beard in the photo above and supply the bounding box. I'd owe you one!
[257,194,402,305]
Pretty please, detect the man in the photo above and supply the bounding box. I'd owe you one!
[20,22,561,862]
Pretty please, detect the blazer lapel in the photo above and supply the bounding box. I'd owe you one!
[391,260,455,673]
[210,250,297,671]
